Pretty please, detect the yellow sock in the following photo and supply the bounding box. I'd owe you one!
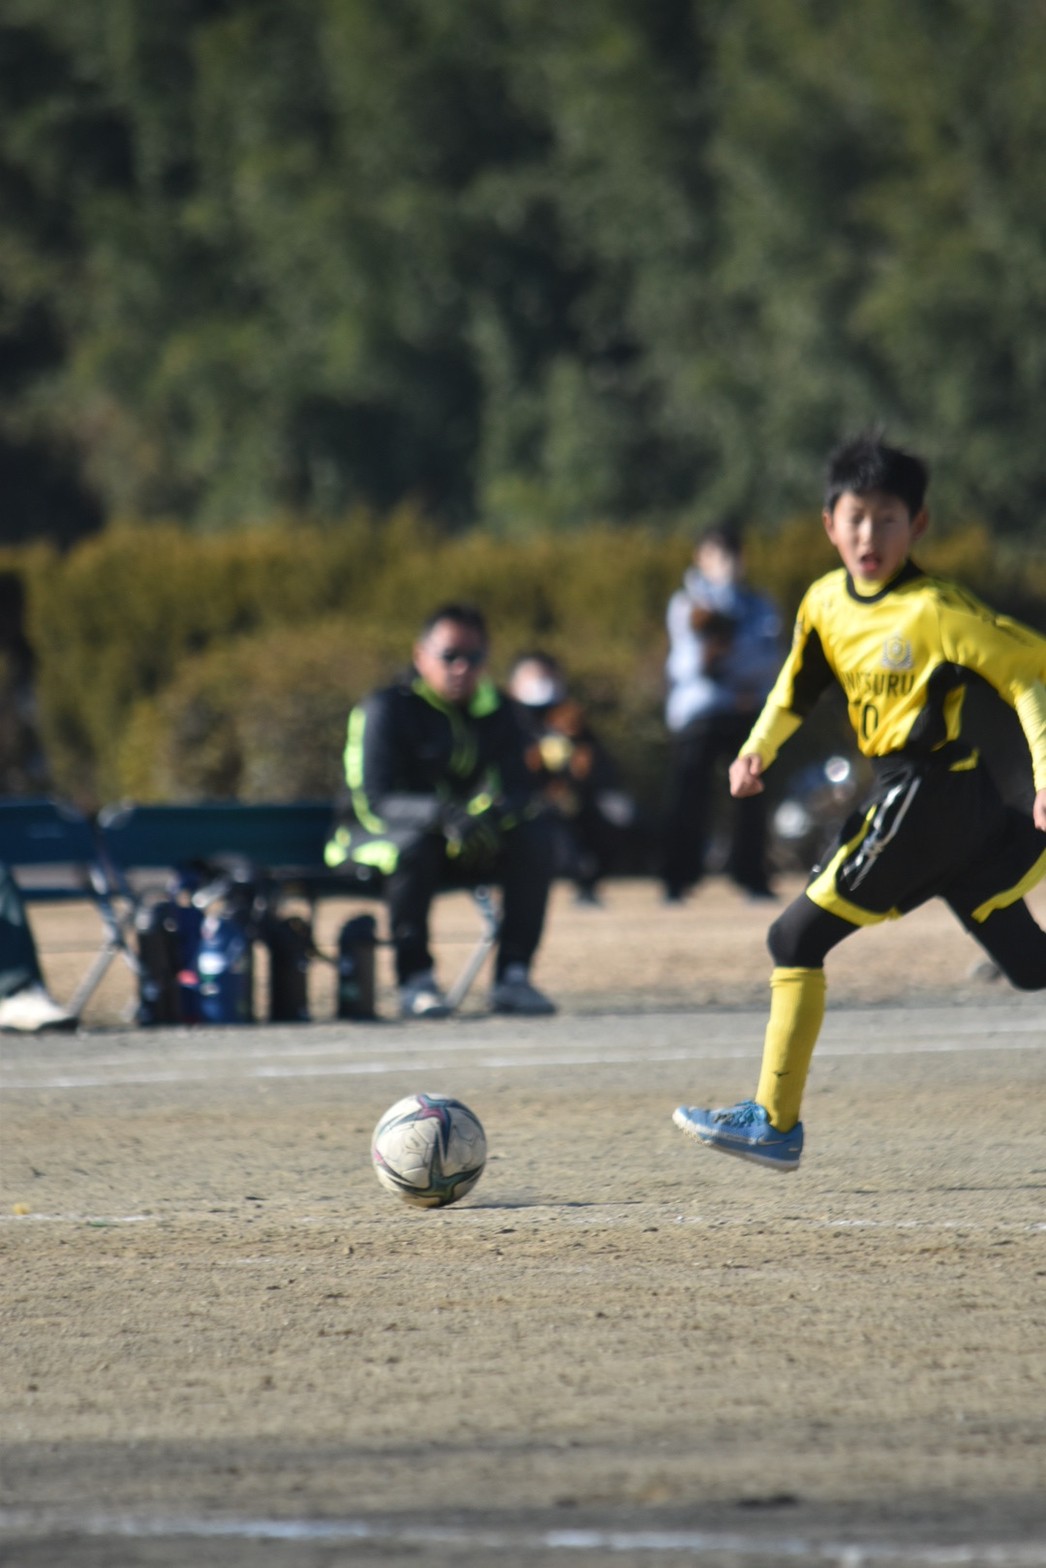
[755,966,827,1132]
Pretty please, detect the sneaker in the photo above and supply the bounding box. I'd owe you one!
[398,970,449,1020]
[0,984,78,1034]
[490,964,557,1016]
[672,1099,803,1172]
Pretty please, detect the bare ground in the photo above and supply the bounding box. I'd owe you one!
[1,878,1045,1567]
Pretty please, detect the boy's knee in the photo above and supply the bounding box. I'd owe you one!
[768,896,855,969]
[958,900,1046,991]
[768,906,806,967]
[994,954,1046,991]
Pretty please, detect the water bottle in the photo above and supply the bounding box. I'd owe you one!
[265,913,313,1023]
[196,911,254,1024]
[337,914,377,1019]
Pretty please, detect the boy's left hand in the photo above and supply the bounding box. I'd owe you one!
[1034,789,1046,832]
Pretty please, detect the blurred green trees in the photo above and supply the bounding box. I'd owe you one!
[2,0,1046,543]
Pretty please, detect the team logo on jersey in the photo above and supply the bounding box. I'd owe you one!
[880,636,913,670]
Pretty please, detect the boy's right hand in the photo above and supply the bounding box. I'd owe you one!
[729,753,765,798]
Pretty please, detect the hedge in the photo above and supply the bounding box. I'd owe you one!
[5,516,1043,815]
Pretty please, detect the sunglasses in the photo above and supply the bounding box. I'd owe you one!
[435,647,485,667]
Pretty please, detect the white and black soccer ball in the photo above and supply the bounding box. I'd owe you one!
[371,1093,487,1208]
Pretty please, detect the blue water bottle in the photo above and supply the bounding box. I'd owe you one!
[196,911,254,1024]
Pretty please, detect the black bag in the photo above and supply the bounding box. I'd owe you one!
[134,900,182,1025]
[134,892,205,1025]
[136,868,258,1026]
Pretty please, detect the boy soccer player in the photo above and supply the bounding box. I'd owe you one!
[673,433,1046,1171]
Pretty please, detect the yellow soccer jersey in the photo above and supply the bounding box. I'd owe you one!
[742,561,1046,790]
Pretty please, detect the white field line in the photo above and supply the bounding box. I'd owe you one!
[2,1212,1044,1234]
[2,1024,1045,1091]
[5,1007,1045,1070]
[0,1509,1044,1565]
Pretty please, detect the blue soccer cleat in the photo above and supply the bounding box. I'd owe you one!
[672,1099,803,1172]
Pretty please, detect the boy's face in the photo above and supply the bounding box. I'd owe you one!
[823,489,928,588]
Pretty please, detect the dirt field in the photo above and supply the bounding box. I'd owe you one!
[2,878,1045,1567]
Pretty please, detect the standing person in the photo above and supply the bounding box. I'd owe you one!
[325,604,557,1018]
[661,524,782,902]
[507,651,636,906]
[0,863,77,1031]
[674,433,1046,1171]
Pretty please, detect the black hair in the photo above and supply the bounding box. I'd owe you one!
[697,522,743,556]
[420,602,488,642]
[824,432,929,517]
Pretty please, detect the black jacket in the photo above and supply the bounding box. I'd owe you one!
[326,673,538,871]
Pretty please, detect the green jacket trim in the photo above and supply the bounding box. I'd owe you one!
[344,705,386,833]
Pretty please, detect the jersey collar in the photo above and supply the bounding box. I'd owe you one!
[844,557,924,605]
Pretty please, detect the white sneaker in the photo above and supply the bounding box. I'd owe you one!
[398,970,449,1019]
[0,984,78,1034]
[490,964,556,1016]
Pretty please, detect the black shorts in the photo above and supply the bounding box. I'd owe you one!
[806,757,1046,928]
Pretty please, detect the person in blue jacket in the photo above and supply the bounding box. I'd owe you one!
[661,524,783,902]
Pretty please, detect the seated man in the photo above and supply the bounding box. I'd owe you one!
[0,862,77,1032]
[326,604,558,1018]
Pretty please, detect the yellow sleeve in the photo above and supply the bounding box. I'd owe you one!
[739,704,803,769]
[738,580,836,769]
[938,593,1046,790]
[1015,682,1046,792]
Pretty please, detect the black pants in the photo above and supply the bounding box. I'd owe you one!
[661,712,770,896]
[769,887,1046,991]
[768,760,1046,990]
[0,862,43,999]
[386,816,557,985]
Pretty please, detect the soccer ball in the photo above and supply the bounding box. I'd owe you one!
[371,1093,487,1208]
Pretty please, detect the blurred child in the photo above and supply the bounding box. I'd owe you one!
[508,653,636,905]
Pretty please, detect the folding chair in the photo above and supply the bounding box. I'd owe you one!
[0,797,137,1013]
[437,883,501,1011]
